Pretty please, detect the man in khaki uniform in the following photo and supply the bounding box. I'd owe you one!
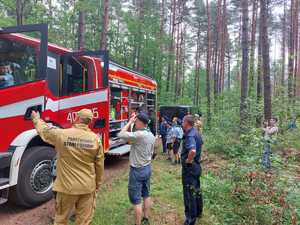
[31,109,104,225]
[194,114,203,134]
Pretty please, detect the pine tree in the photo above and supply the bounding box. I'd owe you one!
[260,0,272,120]
[100,0,109,50]
[206,0,212,128]
[240,0,249,130]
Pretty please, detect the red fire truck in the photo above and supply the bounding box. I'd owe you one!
[0,24,157,207]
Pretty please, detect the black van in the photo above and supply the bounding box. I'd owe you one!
[159,105,192,124]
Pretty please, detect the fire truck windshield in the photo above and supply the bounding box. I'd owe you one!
[0,36,38,89]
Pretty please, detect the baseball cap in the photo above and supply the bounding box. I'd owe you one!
[77,109,93,120]
[136,112,150,125]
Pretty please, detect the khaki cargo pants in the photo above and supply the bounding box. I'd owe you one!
[54,192,96,225]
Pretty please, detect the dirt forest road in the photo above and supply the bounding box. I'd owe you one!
[0,156,129,225]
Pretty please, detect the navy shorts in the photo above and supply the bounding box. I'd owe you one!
[128,164,152,205]
[173,139,181,154]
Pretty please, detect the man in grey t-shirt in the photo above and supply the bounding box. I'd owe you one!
[118,112,155,225]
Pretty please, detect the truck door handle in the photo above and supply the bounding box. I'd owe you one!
[24,105,42,120]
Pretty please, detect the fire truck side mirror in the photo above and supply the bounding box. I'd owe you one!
[93,118,106,129]
[24,105,42,120]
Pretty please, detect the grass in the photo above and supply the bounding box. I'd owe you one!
[91,156,185,225]
[88,144,300,225]
[90,153,221,225]
[72,128,300,225]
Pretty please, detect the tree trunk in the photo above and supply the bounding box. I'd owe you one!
[288,0,295,99]
[16,0,25,25]
[213,46,219,101]
[260,0,272,120]
[240,0,249,131]
[256,3,263,127]
[47,0,53,30]
[248,0,258,96]
[159,0,165,39]
[174,1,182,100]
[100,0,109,50]
[236,15,243,83]
[166,0,176,93]
[181,28,186,99]
[213,0,222,102]
[78,11,86,50]
[194,24,201,106]
[157,0,165,90]
[206,0,212,128]
[281,0,287,87]
[293,0,299,97]
[136,0,145,72]
[227,53,231,90]
[178,22,185,100]
[296,37,300,96]
[219,0,227,93]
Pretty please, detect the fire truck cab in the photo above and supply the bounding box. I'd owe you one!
[0,24,157,207]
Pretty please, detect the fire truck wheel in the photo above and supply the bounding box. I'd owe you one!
[10,146,55,208]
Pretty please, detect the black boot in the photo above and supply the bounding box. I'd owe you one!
[182,219,196,225]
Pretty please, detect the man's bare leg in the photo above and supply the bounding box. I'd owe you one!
[167,149,171,160]
[143,197,151,219]
[134,204,143,225]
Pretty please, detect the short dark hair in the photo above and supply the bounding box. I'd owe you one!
[184,115,194,126]
[270,117,278,122]
[137,112,150,125]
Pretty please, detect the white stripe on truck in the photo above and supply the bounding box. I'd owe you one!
[45,90,108,112]
[0,96,44,119]
[0,90,108,119]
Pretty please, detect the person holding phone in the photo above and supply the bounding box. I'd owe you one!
[118,112,156,225]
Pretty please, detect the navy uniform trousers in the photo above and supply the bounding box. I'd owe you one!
[182,163,203,225]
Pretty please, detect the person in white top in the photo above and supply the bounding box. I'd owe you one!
[262,117,278,171]
[0,65,14,88]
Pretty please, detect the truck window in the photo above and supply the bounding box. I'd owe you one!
[62,57,92,95]
[0,37,38,89]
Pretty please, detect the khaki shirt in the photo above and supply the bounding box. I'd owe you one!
[195,119,203,133]
[33,117,104,195]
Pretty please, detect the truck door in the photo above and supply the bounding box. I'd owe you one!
[0,24,48,152]
[58,51,109,149]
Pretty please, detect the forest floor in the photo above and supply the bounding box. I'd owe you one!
[90,147,300,225]
[0,157,130,225]
[90,152,228,225]
[0,144,299,225]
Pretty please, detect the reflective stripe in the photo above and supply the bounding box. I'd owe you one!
[0,90,108,119]
[0,96,44,119]
[45,90,108,112]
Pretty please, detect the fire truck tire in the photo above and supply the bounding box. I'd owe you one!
[10,146,55,208]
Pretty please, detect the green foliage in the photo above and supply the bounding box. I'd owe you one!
[1,2,300,224]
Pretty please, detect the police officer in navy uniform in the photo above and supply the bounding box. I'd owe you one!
[181,115,203,225]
